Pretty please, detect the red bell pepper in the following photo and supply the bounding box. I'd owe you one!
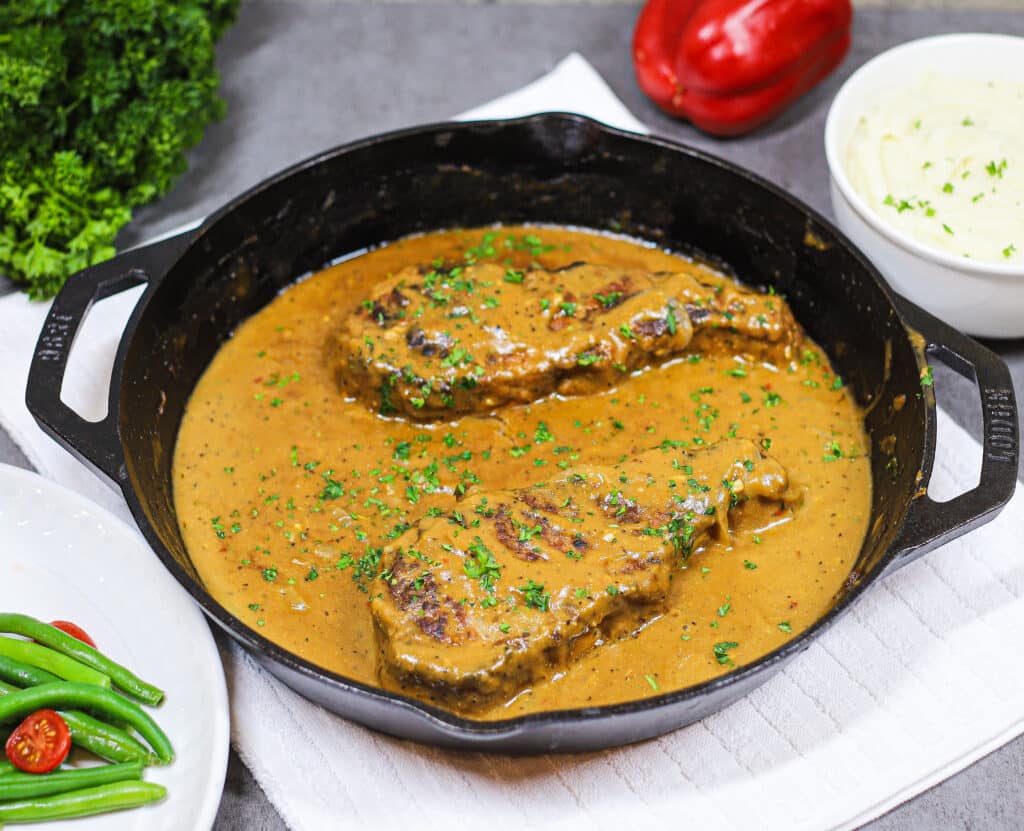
[633,0,853,137]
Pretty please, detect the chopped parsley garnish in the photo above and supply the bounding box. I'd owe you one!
[666,303,678,335]
[883,194,914,212]
[986,159,1007,178]
[463,536,501,592]
[440,346,473,368]
[713,641,739,666]
[351,547,383,591]
[595,292,622,308]
[320,476,344,500]
[519,579,550,612]
[823,440,844,463]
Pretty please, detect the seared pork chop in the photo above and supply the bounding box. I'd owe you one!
[370,438,791,710]
[330,262,798,420]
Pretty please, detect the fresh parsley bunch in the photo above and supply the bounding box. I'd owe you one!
[0,0,239,299]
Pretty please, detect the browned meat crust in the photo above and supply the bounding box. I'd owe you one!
[369,438,791,711]
[329,262,799,420]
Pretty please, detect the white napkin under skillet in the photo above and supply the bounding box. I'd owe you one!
[0,54,1021,831]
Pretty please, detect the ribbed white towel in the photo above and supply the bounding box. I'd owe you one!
[0,53,1020,831]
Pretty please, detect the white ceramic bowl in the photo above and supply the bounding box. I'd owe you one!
[825,33,1024,338]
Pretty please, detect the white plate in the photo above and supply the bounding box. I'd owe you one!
[0,464,229,830]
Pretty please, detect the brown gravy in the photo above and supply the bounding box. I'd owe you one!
[173,226,871,718]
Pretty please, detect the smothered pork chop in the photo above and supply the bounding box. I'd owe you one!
[330,262,799,420]
[372,439,789,710]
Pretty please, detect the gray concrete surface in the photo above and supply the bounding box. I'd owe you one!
[2,2,1022,829]
[307,0,1024,8]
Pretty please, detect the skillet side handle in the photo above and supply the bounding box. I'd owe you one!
[888,298,1019,569]
[25,230,197,487]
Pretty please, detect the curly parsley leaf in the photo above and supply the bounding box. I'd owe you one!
[0,1,239,298]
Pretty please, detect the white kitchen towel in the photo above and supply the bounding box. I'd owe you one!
[0,52,1021,831]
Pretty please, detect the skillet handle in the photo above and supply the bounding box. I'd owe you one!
[888,298,1019,568]
[25,229,197,486]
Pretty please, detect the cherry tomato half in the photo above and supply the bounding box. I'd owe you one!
[49,620,96,649]
[5,709,72,773]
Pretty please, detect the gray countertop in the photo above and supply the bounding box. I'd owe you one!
[2,3,1022,829]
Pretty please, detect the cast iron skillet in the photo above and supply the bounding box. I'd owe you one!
[26,114,1019,752]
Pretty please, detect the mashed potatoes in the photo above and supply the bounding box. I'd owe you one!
[844,73,1023,264]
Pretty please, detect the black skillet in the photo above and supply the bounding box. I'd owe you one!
[26,114,1019,752]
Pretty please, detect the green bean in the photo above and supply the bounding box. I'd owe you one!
[0,780,166,823]
[0,683,173,765]
[0,761,142,801]
[0,761,14,776]
[0,677,153,765]
[0,638,109,688]
[0,655,60,688]
[0,616,162,705]
[0,655,131,731]
[59,711,158,767]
